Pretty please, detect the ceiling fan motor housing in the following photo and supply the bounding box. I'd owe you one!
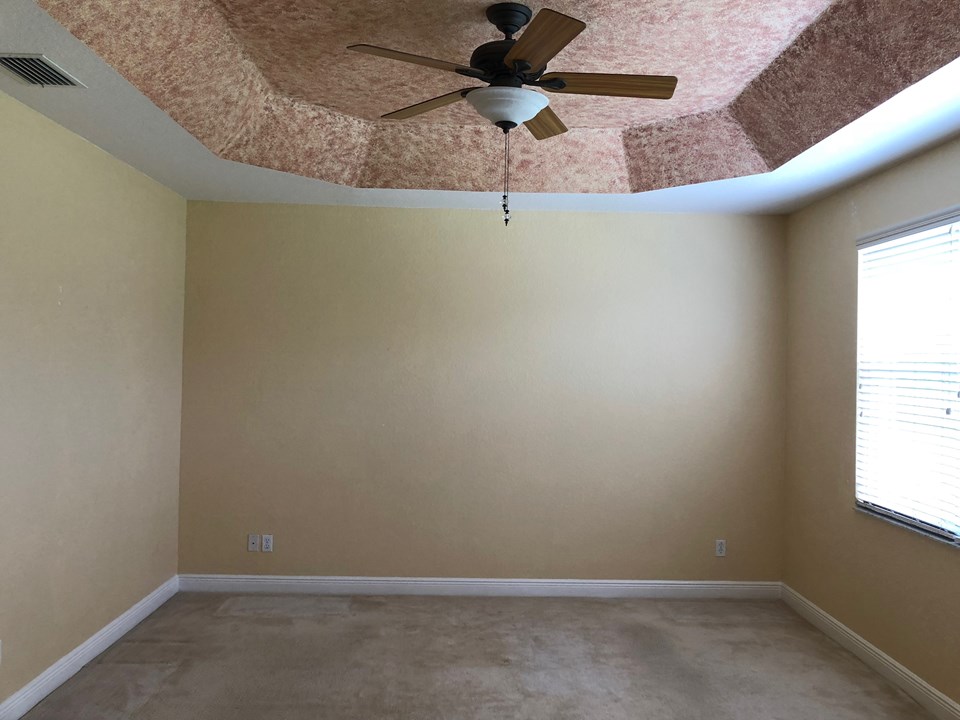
[471,40,517,78]
[467,3,545,87]
[470,39,545,86]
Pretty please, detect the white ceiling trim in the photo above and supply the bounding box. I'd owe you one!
[2,0,960,214]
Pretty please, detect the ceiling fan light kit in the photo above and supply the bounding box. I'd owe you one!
[465,87,549,131]
[349,3,678,224]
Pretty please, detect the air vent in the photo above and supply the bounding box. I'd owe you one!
[0,54,84,87]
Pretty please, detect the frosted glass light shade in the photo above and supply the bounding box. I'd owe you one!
[466,87,548,126]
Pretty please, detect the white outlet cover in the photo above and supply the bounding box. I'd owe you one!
[247,534,260,552]
[262,534,274,553]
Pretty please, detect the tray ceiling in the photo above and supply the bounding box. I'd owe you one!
[208,0,830,129]
[35,0,960,193]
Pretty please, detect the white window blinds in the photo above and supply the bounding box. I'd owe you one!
[856,211,960,545]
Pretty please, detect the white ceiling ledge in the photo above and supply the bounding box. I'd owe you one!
[2,0,960,214]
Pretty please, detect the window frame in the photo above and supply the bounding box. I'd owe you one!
[855,204,960,548]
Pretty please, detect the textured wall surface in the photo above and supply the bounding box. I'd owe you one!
[785,135,960,703]
[0,92,186,702]
[179,204,787,581]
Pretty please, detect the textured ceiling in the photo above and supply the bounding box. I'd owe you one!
[208,0,830,129]
[35,0,960,194]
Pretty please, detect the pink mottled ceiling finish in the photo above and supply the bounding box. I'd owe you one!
[36,0,960,194]
[209,0,831,129]
[731,0,960,169]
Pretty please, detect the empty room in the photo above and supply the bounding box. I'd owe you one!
[1,0,959,718]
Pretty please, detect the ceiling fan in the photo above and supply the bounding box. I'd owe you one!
[348,2,679,139]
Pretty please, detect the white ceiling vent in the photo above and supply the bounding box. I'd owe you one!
[0,54,84,87]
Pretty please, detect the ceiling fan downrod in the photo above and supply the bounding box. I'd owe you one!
[486,2,533,39]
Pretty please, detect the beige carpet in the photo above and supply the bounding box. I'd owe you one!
[24,593,932,719]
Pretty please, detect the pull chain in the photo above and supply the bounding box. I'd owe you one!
[502,129,511,227]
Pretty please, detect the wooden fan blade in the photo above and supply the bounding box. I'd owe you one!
[348,44,470,74]
[540,72,678,99]
[503,9,586,72]
[381,88,478,120]
[524,105,567,140]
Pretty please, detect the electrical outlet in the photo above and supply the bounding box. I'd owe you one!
[247,534,260,552]
[715,539,727,557]
[261,534,274,553]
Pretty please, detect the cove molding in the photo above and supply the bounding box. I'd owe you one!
[0,576,179,720]
[2,576,957,720]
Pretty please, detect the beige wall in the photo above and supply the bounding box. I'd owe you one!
[785,135,960,702]
[7,59,957,710]
[0,92,185,701]
[179,204,787,580]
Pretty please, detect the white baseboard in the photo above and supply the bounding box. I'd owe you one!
[7,576,955,720]
[782,585,960,720]
[0,576,179,720]
[177,574,782,599]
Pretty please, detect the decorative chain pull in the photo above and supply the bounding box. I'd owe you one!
[502,129,511,227]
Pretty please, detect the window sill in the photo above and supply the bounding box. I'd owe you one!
[855,504,960,549]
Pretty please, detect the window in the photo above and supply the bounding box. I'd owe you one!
[856,209,960,545]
